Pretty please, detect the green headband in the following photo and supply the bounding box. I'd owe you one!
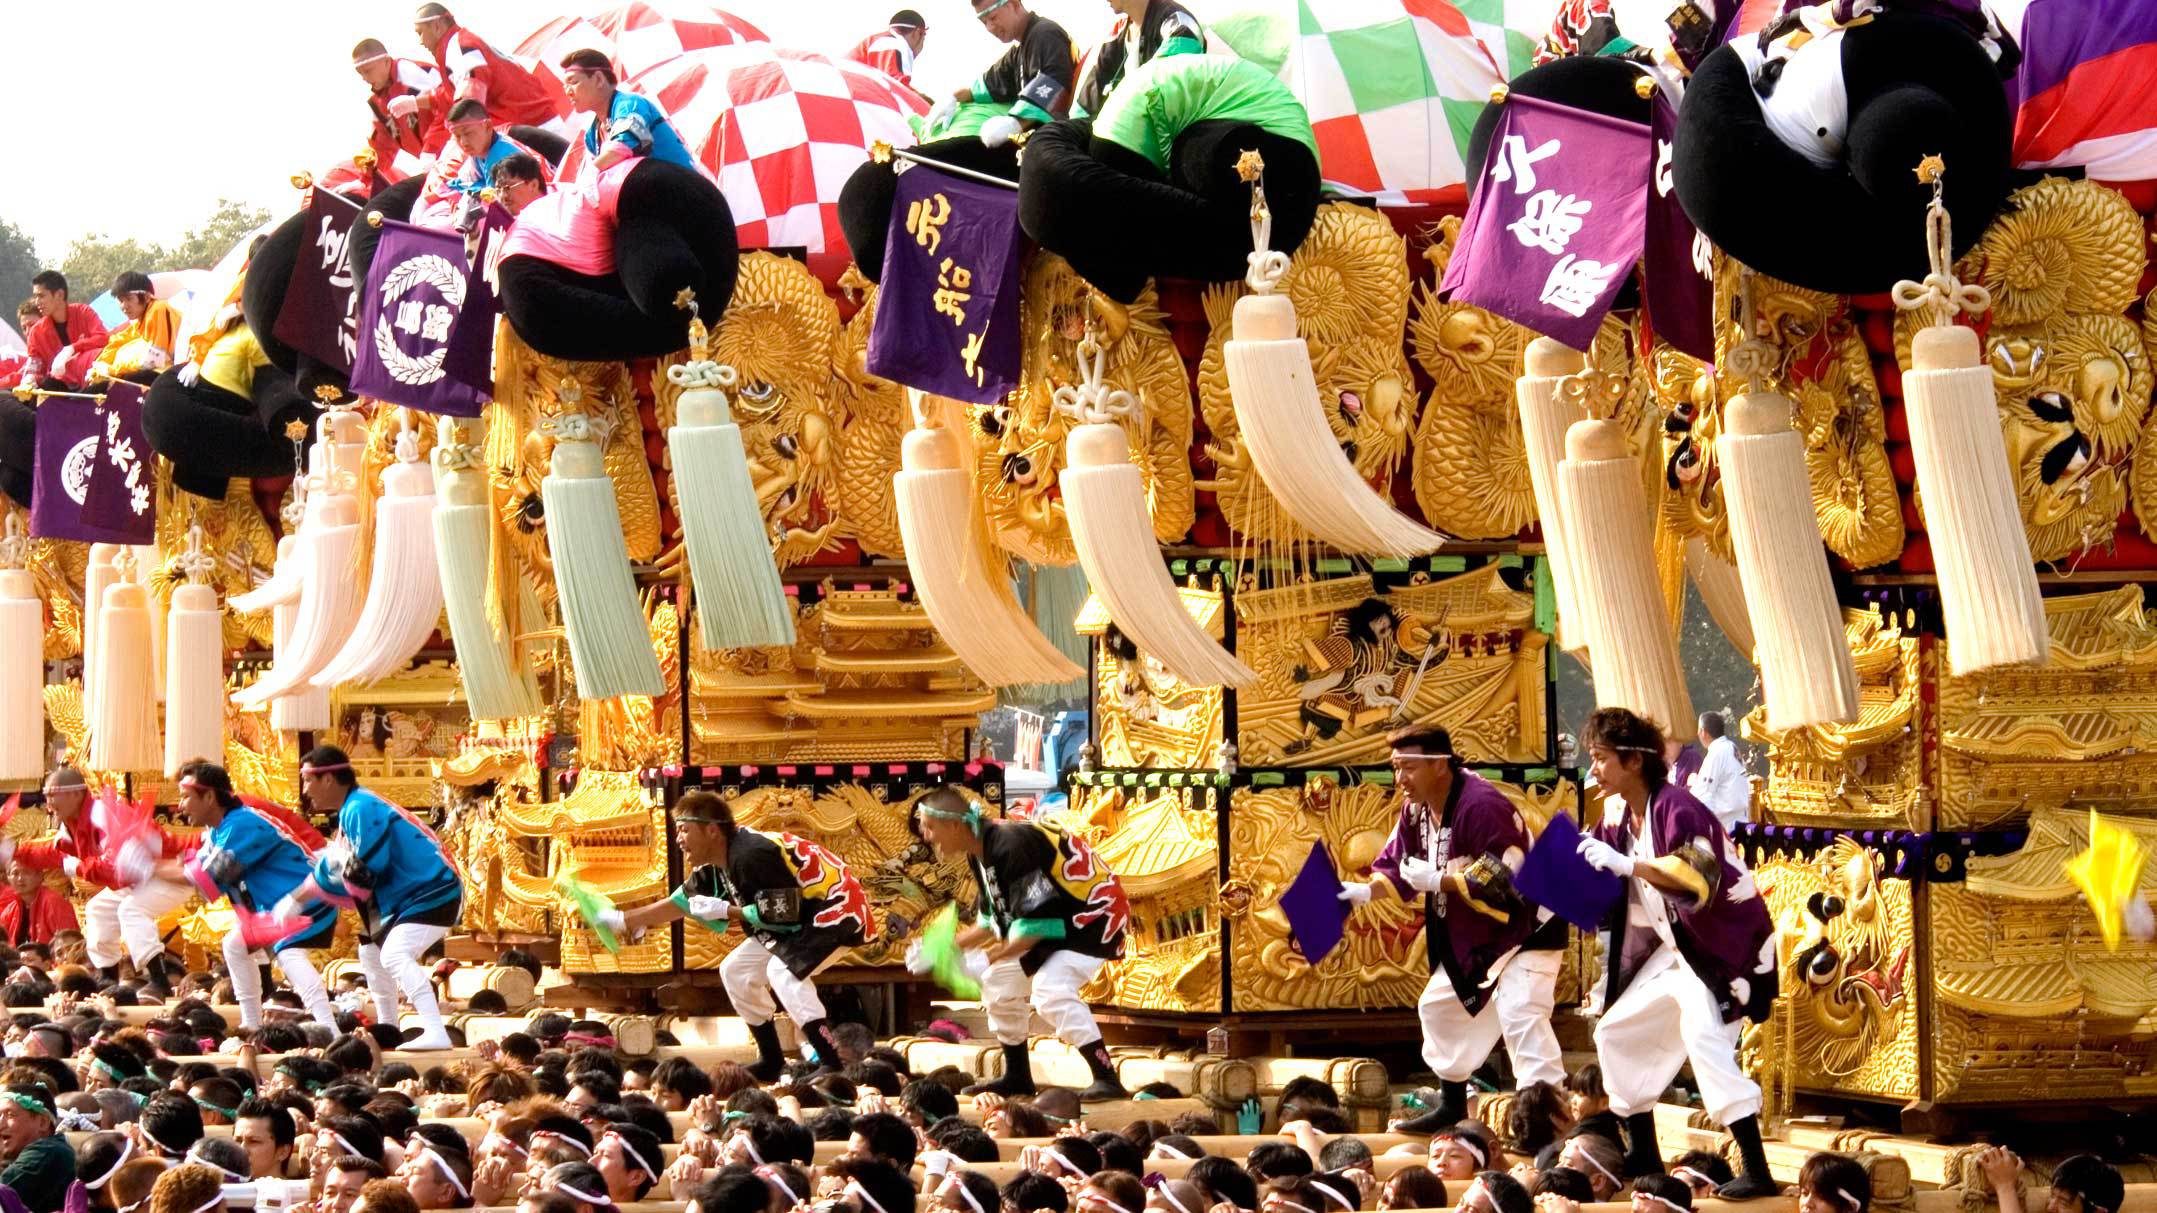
[193,1096,238,1120]
[1,1091,51,1120]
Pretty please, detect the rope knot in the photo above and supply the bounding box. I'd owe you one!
[1891,156,1991,324]
[1242,155,1287,295]
[546,412,611,445]
[667,360,740,391]
[176,523,217,585]
[0,513,28,571]
[1051,337,1138,426]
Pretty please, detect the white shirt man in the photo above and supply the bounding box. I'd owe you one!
[1686,713,1751,831]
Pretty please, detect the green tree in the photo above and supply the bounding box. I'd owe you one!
[162,199,273,271]
[0,219,37,332]
[46,198,273,306]
[56,234,164,303]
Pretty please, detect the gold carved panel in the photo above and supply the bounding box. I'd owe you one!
[1079,786,1221,1014]
[1755,840,1919,1101]
[1746,608,1927,829]
[1076,586,1226,770]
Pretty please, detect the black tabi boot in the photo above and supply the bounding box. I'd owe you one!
[745,1019,788,1083]
[141,952,182,998]
[1717,1115,1780,1200]
[1623,1110,1666,1179]
[963,1041,1039,1096]
[1076,1038,1128,1102]
[799,1018,843,1071]
[1394,1078,1469,1133]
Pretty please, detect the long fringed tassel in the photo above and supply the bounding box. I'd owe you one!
[129,544,166,705]
[1684,538,1755,660]
[164,581,226,775]
[543,415,664,701]
[82,543,123,723]
[87,560,161,773]
[267,590,329,734]
[668,362,794,650]
[1555,419,1692,734]
[0,518,43,781]
[1516,338,1595,653]
[432,419,542,720]
[1718,392,1859,730]
[314,430,443,688]
[894,423,1082,687]
[234,413,368,708]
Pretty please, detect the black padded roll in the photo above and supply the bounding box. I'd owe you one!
[240,210,307,374]
[837,137,1021,283]
[0,396,33,508]
[506,124,571,167]
[142,368,318,501]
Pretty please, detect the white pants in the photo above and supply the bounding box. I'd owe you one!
[1418,947,1565,1088]
[1592,950,1761,1126]
[982,950,1106,1046]
[720,938,828,1026]
[357,921,449,1028]
[83,876,195,970]
[222,927,338,1030]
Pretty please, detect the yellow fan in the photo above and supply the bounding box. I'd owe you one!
[2064,809,2149,950]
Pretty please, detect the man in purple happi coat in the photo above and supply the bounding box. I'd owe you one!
[1577,707,1779,1200]
[1337,726,1565,1133]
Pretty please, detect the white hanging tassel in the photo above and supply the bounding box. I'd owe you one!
[81,543,123,723]
[88,550,161,773]
[894,391,1082,687]
[1224,161,1443,557]
[0,516,45,782]
[1058,336,1253,688]
[230,438,313,616]
[267,576,330,734]
[1718,391,1859,730]
[1684,538,1756,661]
[1556,419,1693,734]
[163,525,227,775]
[314,421,443,687]
[542,388,665,701]
[1516,339,1609,654]
[666,294,794,650]
[431,418,543,721]
[234,410,367,707]
[128,544,166,705]
[1892,158,2046,674]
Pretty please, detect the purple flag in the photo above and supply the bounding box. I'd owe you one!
[80,381,156,544]
[1439,94,1652,350]
[1515,810,1622,931]
[867,166,1023,405]
[274,188,362,374]
[1279,840,1350,965]
[1645,96,1716,362]
[29,396,139,544]
[350,218,497,417]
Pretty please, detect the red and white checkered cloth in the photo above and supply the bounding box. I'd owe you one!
[629,44,928,282]
[517,3,768,90]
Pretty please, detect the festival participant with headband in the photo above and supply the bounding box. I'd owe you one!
[353,37,448,178]
[558,49,698,175]
[926,0,1075,147]
[1071,0,1204,119]
[0,1082,74,1213]
[286,744,463,1051]
[7,765,193,996]
[174,760,339,1032]
[1575,707,1778,1198]
[413,4,570,138]
[1336,725,1564,1133]
[590,790,870,1080]
[88,271,181,385]
[847,11,929,94]
[911,786,1130,1101]
[414,100,553,232]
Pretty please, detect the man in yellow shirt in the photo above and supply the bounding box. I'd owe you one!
[90,272,181,385]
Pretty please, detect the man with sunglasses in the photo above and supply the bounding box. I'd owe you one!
[929,0,1075,147]
[1336,726,1564,1133]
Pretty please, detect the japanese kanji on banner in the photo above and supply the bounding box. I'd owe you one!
[81,381,156,544]
[1439,92,1651,349]
[273,188,363,374]
[864,165,1024,405]
[1644,95,1715,362]
[29,396,139,544]
[350,218,498,417]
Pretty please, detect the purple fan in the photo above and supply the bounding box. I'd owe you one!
[1280,840,1352,965]
[1517,810,1624,931]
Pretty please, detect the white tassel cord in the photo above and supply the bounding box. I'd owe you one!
[1225,168,1441,558]
[668,361,794,650]
[164,583,226,775]
[1717,392,1858,730]
[432,420,543,721]
[81,543,122,723]
[543,414,665,701]
[0,518,43,781]
[314,431,444,688]
[228,436,319,616]
[1555,419,1693,735]
[87,565,161,773]
[232,495,361,707]
[128,544,166,705]
[1516,339,1595,653]
[267,593,329,734]
[1683,538,1756,662]
[894,421,1082,687]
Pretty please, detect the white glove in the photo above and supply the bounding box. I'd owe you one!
[595,908,627,935]
[926,96,959,131]
[960,948,991,980]
[176,362,201,387]
[387,94,421,120]
[52,347,75,378]
[1576,836,1635,877]
[115,839,153,888]
[1336,881,1373,907]
[2129,897,2156,942]
[979,114,1022,147]
[1399,857,1445,894]
[272,894,306,922]
[904,938,933,974]
[922,1150,959,1182]
[61,856,80,879]
[686,895,730,922]
[146,346,172,372]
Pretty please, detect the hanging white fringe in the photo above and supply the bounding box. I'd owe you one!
[542,406,665,701]
[267,585,329,733]
[666,307,794,650]
[1684,538,1756,661]
[82,543,123,723]
[163,526,226,775]
[1223,164,1444,558]
[1555,419,1693,734]
[1516,339,1596,653]
[314,425,443,687]
[1057,339,1253,689]
[1717,391,1859,730]
[894,398,1082,687]
[87,552,161,773]
[130,544,166,705]
[1892,162,2047,674]
[432,419,543,721]
[234,411,366,707]
[0,517,44,782]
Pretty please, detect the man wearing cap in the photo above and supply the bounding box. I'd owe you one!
[591,790,868,1080]
[912,785,1129,1101]
[847,10,929,93]
[414,4,570,138]
[0,1083,74,1213]
[176,760,340,1033]
[5,765,193,996]
[930,0,1075,147]
[1336,725,1564,1133]
[353,37,448,178]
[558,49,699,174]
[286,745,463,1051]
[1576,707,1777,1198]
[1072,0,1204,118]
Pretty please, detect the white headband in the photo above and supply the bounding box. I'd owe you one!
[324,1131,365,1160]
[1834,1188,1862,1212]
[554,1180,613,1208]
[739,1135,764,1167]
[604,1131,658,1180]
[1438,1134,1488,1168]
[1634,1194,1687,1213]
[848,1181,893,1213]
[533,1130,593,1157]
[1564,1143,1621,1188]
[1085,1197,1135,1213]
[354,52,393,67]
[86,1137,135,1189]
[1316,1184,1357,1212]
[420,1147,470,1200]
[1274,1202,1317,1213]
[757,1166,801,1206]
[943,1176,989,1213]
[184,1144,248,1182]
[1669,1168,1712,1190]
[1156,1186,1196,1213]
[188,1196,224,1213]
[1152,1145,1193,1161]
[1046,1147,1090,1180]
[480,1131,528,1158]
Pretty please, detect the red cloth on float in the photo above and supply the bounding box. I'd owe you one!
[433,25,562,129]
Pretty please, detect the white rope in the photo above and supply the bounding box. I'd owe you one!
[1051,338,1138,426]
[1891,162,1990,322]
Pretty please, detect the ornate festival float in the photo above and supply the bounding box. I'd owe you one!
[2,0,2156,1145]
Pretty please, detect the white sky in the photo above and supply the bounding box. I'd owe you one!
[0,0,1137,257]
